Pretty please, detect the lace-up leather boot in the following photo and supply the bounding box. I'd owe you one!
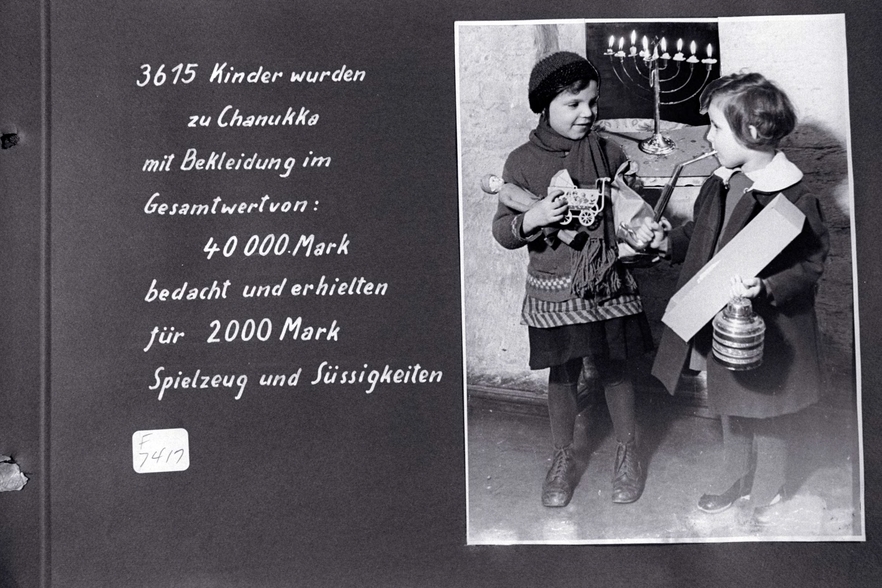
[542,445,577,507]
[611,440,643,504]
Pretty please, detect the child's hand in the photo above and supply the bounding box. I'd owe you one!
[522,190,568,234]
[630,217,670,251]
[619,221,648,250]
[731,275,763,299]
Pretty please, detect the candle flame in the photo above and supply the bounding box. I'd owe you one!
[677,38,683,51]
[642,36,648,51]
[609,35,615,48]
[631,30,637,45]
[690,40,696,54]
[661,37,667,52]
[619,37,625,50]
[707,43,714,58]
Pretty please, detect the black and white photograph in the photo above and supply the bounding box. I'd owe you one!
[2,2,881,586]
[457,15,863,544]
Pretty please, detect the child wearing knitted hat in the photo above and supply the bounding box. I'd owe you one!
[492,51,653,507]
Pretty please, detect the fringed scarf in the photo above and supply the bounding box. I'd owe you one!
[529,118,623,302]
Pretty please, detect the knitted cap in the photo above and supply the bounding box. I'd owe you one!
[528,51,599,114]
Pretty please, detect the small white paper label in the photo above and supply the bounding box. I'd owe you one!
[132,428,190,473]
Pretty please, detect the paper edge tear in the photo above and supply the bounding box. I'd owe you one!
[0,455,29,492]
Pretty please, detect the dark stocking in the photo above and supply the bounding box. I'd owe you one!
[749,416,787,507]
[598,360,635,444]
[547,359,581,449]
[715,415,754,493]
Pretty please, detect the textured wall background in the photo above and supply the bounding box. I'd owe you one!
[458,17,854,402]
[718,15,854,398]
[459,23,588,394]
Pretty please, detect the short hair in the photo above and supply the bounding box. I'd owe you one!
[699,72,797,149]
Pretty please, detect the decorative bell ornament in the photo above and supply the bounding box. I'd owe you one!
[712,296,765,371]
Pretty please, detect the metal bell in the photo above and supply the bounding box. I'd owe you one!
[712,297,765,371]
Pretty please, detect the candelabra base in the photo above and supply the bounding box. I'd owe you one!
[639,133,676,155]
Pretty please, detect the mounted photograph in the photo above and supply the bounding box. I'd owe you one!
[456,14,862,544]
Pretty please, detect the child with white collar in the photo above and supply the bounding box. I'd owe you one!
[638,72,829,528]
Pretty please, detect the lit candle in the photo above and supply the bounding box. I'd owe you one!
[641,35,649,58]
[660,37,671,60]
[615,36,626,57]
[605,34,615,55]
[687,40,699,63]
[629,30,637,56]
[673,37,685,61]
[701,43,718,65]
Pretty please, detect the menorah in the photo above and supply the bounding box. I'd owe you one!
[604,30,718,155]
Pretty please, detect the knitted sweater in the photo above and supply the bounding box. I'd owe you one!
[492,120,638,305]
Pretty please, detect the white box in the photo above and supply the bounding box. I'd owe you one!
[662,194,805,342]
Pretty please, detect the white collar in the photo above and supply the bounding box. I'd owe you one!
[712,151,803,193]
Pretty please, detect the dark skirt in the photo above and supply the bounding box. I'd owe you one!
[528,312,653,370]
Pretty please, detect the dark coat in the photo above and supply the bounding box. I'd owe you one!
[651,153,829,418]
